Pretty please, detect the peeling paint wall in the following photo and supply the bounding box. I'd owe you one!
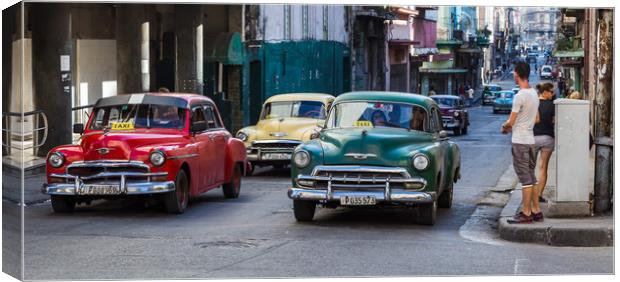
[253,4,348,43]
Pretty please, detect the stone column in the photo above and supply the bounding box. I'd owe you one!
[116,4,150,94]
[31,3,73,156]
[175,5,202,94]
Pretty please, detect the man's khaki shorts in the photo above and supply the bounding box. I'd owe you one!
[512,143,537,187]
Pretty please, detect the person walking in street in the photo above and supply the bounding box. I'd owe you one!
[534,82,556,207]
[501,62,540,224]
[467,86,474,106]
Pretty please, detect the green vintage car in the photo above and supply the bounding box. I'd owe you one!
[287,91,461,225]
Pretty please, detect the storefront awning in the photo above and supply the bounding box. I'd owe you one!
[205,32,243,65]
[553,49,584,58]
[419,68,468,74]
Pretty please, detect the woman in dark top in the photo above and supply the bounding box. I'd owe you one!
[534,82,556,206]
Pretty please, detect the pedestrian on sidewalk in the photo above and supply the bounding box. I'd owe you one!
[534,82,556,205]
[501,61,540,224]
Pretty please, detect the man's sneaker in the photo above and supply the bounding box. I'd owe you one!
[507,212,533,224]
[539,196,547,203]
[532,212,544,222]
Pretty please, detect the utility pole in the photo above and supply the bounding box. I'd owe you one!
[593,9,613,213]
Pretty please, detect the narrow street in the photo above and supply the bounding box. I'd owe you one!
[18,95,612,279]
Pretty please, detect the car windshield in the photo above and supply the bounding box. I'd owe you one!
[89,104,186,130]
[431,97,457,107]
[326,101,428,131]
[485,86,501,91]
[498,92,514,99]
[260,101,326,120]
[542,66,552,72]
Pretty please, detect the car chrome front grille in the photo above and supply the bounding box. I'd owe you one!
[51,160,166,185]
[298,165,425,191]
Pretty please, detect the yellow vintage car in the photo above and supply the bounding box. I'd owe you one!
[236,93,335,170]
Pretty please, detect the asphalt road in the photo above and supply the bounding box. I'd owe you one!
[12,75,613,279]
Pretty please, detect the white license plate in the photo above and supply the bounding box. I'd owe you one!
[79,184,121,195]
[261,153,291,160]
[340,195,376,206]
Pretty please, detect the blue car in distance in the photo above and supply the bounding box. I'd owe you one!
[493,91,514,114]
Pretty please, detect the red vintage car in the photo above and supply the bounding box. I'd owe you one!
[42,93,248,214]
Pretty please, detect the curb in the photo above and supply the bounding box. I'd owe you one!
[497,170,614,247]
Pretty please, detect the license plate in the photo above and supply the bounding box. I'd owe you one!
[79,184,121,195]
[340,195,376,206]
[261,153,291,160]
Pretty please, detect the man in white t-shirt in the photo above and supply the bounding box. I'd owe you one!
[501,62,541,224]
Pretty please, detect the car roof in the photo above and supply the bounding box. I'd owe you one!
[335,91,437,109]
[94,93,214,109]
[265,93,335,104]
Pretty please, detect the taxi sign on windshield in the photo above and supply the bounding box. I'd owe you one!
[353,120,373,127]
[110,122,134,130]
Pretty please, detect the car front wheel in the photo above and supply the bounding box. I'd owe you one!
[223,164,242,199]
[51,195,76,213]
[418,200,437,225]
[438,181,453,209]
[164,169,189,214]
[293,200,316,222]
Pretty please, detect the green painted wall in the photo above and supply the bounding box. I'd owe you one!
[242,40,351,126]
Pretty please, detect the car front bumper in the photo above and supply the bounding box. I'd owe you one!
[441,117,461,129]
[42,181,175,196]
[287,165,433,204]
[288,188,435,204]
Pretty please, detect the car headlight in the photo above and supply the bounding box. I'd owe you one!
[150,151,166,167]
[236,131,248,142]
[48,152,65,168]
[412,154,429,171]
[293,150,311,168]
[453,111,460,117]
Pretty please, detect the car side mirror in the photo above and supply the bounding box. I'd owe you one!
[191,121,207,133]
[439,130,448,139]
[73,123,84,134]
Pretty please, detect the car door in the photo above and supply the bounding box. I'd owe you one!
[431,107,450,191]
[190,105,217,190]
[203,104,228,185]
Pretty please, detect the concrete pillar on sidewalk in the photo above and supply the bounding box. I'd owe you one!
[116,5,154,94]
[31,4,73,156]
[175,5,203,94]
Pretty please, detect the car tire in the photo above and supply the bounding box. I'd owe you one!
[51,195,76,213]
[293,200,316,222]
[164,169,189,214]
[493,109,498,114]
[462,124,468,135]
[223,164,242,199]
[453,127,461,136]
[438,181,453,209]
[418,200,437,225]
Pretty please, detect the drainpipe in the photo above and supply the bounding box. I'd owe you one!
[593,9,613,213]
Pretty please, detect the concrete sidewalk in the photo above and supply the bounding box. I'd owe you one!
[497,150,614,247]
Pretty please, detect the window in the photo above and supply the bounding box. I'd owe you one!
[433,108,443,132]
[203,105,222,129]
[260,101,326,120]
[326,101,429,132]
[89,104,185,130]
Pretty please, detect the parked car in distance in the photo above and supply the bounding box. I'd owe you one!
[42,93,248,214]
[493,91,515,114]
[287,91,462,225]
[236,93,335,172]
[540,65,553,79]
[512,87,520,94]
[431,95,469,135]
[482,84,502,105]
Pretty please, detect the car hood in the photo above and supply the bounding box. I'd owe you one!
[253,118,320,141]
[494,98,513,105]
[439,106,456,116]
[80,131,186,161]
[318,127,433,167]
